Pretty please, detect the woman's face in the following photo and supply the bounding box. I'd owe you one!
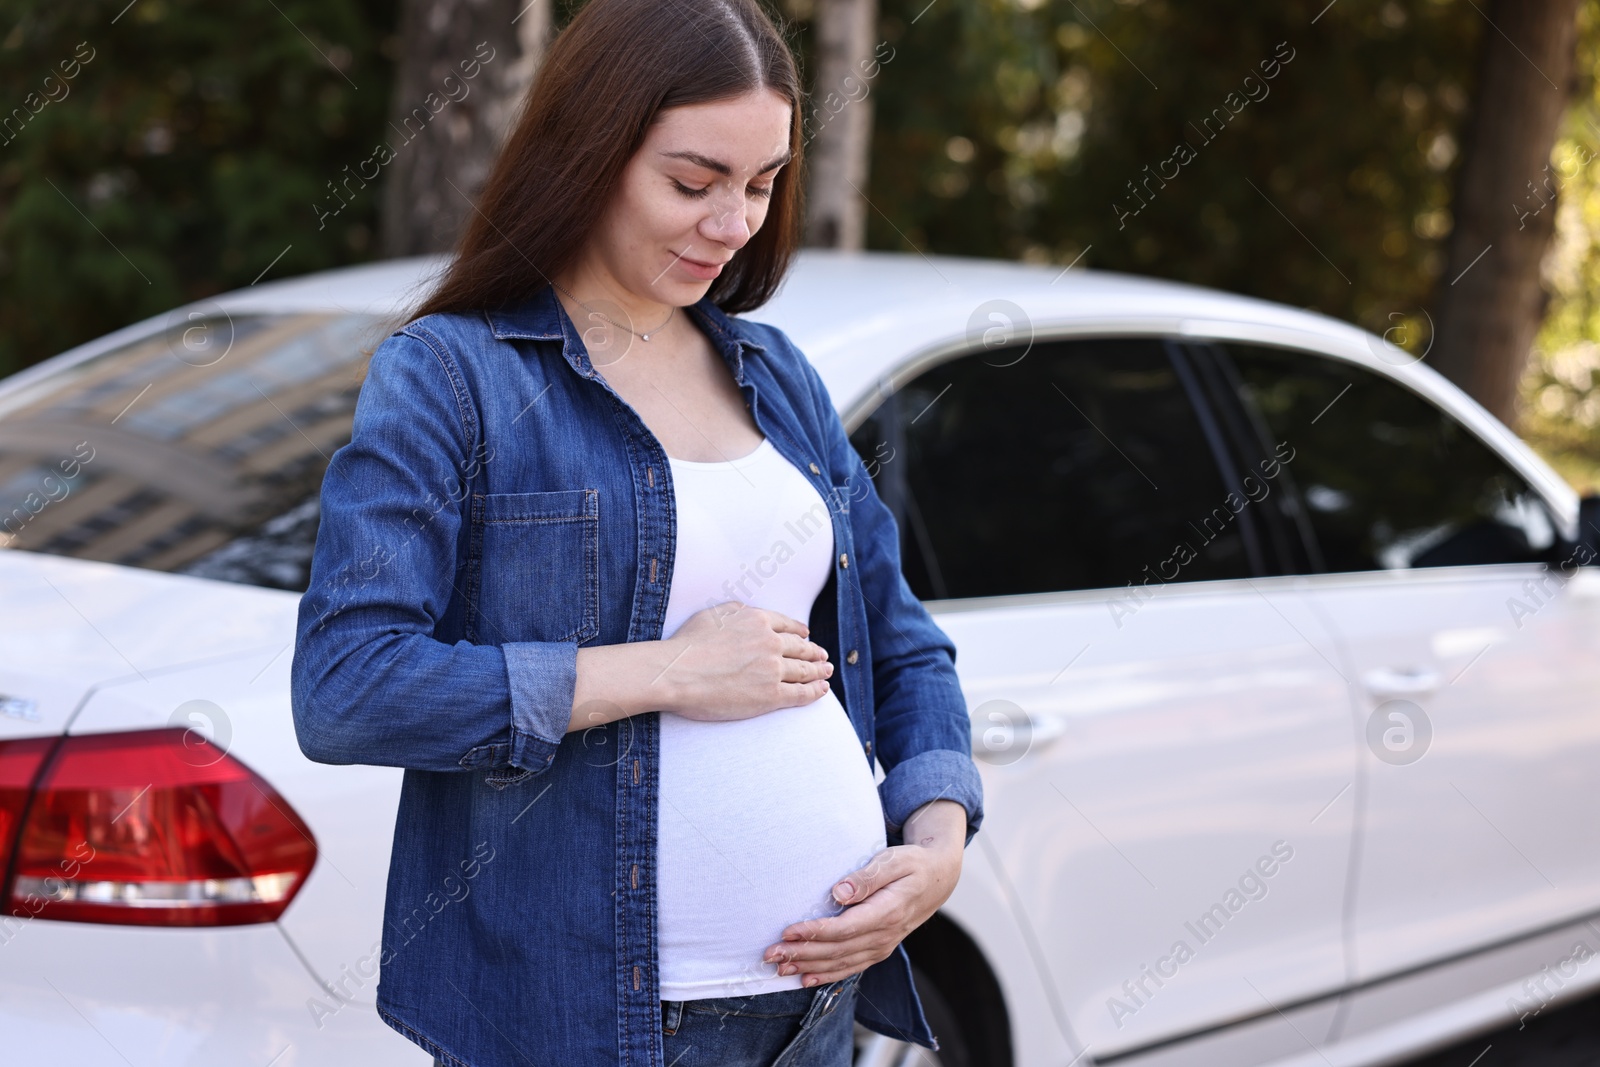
[584,88,792,310]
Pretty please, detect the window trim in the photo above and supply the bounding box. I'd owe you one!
[1164,340,1269,576]
[1186,340,1329,574]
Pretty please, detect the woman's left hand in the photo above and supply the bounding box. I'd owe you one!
[762,799,967,986]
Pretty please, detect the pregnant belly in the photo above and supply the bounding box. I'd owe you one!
[656,690,886,998]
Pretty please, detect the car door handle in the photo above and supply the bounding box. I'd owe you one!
[1361,666,1440,699]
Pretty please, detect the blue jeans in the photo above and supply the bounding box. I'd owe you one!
[431,974,860,1067]
[659,974,861,1067]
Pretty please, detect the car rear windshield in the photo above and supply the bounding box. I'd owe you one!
[0,313,384,592]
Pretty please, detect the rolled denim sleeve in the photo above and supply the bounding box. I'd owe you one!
[771,327,985,848]
[878,749,986,847]
[503,643,579,767]
[290,327,573,775]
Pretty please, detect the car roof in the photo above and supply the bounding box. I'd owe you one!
[755,251,1382,411]
[4,249,1576,521]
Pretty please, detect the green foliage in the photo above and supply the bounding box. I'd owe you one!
[1518,0,1600,493]
[0,0,396,376]
[7,0,1598,499]
[865,0,1480,339]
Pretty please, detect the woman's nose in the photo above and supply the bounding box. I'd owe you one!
[699,197,752,249]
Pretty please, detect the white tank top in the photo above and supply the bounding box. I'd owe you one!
[656,436,887,1000]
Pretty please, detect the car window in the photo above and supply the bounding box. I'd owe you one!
[0,313,380,591]
[848,336,1255,599]
[1217,341,1557,573]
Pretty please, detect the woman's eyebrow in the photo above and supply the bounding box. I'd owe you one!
[661,149,792,176]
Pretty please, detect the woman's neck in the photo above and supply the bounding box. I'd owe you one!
[552,262,680,339]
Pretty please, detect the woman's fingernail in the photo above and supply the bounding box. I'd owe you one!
[805,976,819,987]
[833,881,853,901]
[780,964,796,976]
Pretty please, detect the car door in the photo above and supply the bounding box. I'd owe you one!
[849,334,1358,1064]
[1209,340,1600,1038]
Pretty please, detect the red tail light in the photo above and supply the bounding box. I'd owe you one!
[0,737,55,866]
[2,729,317,926]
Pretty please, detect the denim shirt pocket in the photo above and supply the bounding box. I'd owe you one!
[466,488,601,646]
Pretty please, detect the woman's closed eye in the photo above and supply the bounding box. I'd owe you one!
[671,178,774,200]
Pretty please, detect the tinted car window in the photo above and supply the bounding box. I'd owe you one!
[1218,342,1556,572]
[0,313,380,591]
[849,337,1254,599]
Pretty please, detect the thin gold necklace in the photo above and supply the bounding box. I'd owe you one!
[550,281,676,341]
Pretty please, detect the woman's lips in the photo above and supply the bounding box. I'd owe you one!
[674,251,726,281]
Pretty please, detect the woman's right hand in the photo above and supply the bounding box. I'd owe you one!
[661,601,833,721]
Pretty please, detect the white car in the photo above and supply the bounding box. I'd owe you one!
[2,250,1598,1067]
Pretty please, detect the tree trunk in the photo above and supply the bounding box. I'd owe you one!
[804,0,879,249]
[379,0,551,258]
[1428,0,1581,425]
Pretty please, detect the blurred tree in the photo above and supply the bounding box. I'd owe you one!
[379,0,551,256]
[1518,1,1600,493]
[8,0,1600,496]
[817,0,1600,492]
[1430,0,1583,425]
[863,0,1482,360]
[0,0,396,377]
[803,0,880,249]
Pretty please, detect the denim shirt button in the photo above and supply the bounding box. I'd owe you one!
[808,462,820,475]
[846,649,859,664]
[838,552,848,569]
[864,740,873,755]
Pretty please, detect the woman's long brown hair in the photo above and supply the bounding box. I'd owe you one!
[407,0,804,322]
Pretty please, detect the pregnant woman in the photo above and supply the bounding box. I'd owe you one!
[290,1,984,1065]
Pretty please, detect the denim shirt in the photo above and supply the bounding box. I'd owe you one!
[289,281,985,1066]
